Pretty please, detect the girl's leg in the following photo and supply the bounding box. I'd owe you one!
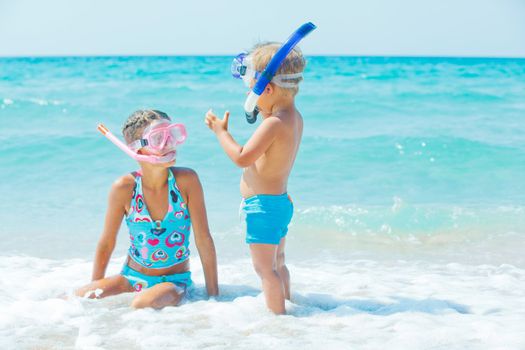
[276,237,290,300]
[249,243,285,314]
[131,282,186,309]
[75,275,134,299]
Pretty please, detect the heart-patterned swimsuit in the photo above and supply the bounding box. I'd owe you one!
[126,169,191,269]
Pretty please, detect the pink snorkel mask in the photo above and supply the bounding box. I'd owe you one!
[97,120,187,164]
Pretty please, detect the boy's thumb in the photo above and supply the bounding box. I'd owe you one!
[224,111,230,122]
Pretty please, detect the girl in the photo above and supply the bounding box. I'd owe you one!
[76,110,218,309]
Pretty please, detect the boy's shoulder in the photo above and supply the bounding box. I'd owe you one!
[267,108,302,129]
[262,115,285,126]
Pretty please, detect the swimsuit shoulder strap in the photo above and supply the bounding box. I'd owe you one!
[126,171,143,219]
[168,167,184,198]
[130,170,143,199]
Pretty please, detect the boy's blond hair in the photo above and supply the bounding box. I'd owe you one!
[249,42,306,96]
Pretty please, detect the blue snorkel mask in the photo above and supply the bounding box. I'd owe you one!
[231,22,317,124]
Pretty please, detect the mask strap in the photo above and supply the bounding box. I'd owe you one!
[272,72,303,88]
[129,139,146,151]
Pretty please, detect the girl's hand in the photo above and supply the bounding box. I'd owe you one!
[205,109,230,134]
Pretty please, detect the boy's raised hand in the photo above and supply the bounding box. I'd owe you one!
[205,109,230,134]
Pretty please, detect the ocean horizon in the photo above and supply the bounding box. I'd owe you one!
[1,55,524,349]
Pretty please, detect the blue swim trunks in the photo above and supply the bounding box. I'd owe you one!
[240,193,294,245]
[121,264,193,292]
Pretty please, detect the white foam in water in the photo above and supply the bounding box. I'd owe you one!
[1,254,524,349]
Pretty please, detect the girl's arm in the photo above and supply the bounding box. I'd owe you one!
[183,169,219,296]
[91,178,130,281]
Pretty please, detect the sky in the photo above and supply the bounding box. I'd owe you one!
[1,0,524,57]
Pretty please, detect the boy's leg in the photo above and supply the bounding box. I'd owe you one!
[75,275,134,298]
[249,243,285,314]
[276,237,290,300]
[131,282,186,309]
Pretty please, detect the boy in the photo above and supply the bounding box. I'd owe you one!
[205,43,306,314]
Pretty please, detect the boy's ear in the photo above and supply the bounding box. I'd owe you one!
[265,83,274,95]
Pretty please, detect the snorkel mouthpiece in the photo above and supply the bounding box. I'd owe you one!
[244,91,260,123]
[245,107,259,124]
[241,22,316,123]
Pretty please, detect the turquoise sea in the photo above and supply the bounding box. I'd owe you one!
[1,56,525,349]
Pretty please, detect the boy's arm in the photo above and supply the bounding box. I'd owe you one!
[205,110,281,168]
[91,179,128,281]
[182,169,219,297]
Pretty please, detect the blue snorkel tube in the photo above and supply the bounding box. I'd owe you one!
[244,22,317,123]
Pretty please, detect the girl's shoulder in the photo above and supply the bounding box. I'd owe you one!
[170,166,198,178]
[110,173,137,195]
[104,173,137,208]
[169,167,200,189]
[114,172,137,185]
